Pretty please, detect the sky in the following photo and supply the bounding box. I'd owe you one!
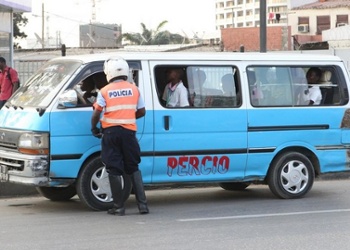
[21,0,217,48]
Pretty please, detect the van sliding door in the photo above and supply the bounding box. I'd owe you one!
[148,61,248,184]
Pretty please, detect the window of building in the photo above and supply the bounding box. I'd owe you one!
[226,0,234,7]
[226,12,234,19]
[336,14,349,27]
[298,17,309,25]
[316,16,330,35]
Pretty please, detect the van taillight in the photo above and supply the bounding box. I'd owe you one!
[341,109,350,128]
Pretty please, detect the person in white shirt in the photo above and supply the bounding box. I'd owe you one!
[306,67,323,105]
[162,68,189,107]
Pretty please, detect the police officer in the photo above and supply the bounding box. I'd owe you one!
[91,56,149,216]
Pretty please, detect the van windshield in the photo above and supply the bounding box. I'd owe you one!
[8,60,82,108]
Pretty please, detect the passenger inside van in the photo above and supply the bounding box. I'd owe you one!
[93,72,108,90]
[318,70,334,105]
[187,68,211,107]
[162,68,189,107]
[221,73,237,106]
[291,67,309,105]
[306,67,323,105]
[249,71,264,106]
[81,77,97,103]
[77,72,108,105]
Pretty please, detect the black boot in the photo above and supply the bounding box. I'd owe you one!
[131,170,149,214]
[108,174,125,216]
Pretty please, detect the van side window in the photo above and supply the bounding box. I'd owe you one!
[247,66,345,107]
[187,66,240,108]
[155,65,241,108]
[74,71,108,105]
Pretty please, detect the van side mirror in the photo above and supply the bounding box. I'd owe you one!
[57,89,78,109]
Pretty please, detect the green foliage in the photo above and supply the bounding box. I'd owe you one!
[13,13,28,49]
[122,20,189,45]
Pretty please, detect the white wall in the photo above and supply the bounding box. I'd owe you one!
[0,12,11,32]
[289,7,350,36]
[289,0,317,9]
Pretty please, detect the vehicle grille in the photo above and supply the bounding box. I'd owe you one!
[0,157,24,171]
[0,129,20,151]
[0,141,17,150]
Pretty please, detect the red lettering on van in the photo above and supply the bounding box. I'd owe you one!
[167,157,178,176]
[167,155,230,177]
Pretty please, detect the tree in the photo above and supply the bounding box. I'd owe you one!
[13,13,28,49]
[122,20,189,45]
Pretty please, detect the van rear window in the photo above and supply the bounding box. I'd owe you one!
[247,65,346,107]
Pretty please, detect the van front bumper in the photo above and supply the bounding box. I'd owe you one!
[0,149,49,186]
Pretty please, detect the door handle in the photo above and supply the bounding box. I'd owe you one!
[164,116,170,131]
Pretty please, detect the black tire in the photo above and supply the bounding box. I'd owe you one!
[267,152,315,199]
[76,156,132,211]
[36,185,77,201]
[219,182,250,191]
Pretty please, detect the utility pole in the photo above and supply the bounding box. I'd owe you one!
[41,2,44,48]
[260,0,266,52]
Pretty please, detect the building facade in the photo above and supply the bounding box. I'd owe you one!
[218,0,350,51]
[215,0,291,29]
[0,0,31,65]
[79,23,122,48]
[290,0,350,48]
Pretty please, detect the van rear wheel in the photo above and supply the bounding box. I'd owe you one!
[268,152,315,199]
[76,156,132,211]
[36,185,77,201]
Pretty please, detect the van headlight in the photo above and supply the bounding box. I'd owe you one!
[18,132,49,155]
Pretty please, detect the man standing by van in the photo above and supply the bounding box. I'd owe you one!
[0,57,19,109]
[91,56,149,216]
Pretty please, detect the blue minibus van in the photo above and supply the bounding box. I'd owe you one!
[0,52,349,210]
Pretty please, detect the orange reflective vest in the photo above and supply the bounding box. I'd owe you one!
[97,81,140,131]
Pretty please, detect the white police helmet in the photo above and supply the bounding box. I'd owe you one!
[104,56,129,82]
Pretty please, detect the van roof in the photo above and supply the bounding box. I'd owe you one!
[50,52,343,64]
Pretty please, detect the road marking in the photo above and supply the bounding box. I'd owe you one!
[178,208,350,222]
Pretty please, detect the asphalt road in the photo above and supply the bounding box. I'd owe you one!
[1,179,350,250]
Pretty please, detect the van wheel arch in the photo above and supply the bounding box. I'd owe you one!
[36,185,77,201]
[76,155,132,211]
[267,147,320,179]
[267,149,316,199]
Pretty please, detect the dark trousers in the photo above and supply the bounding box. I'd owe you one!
[0,100,7,109]
[101,126,141,176]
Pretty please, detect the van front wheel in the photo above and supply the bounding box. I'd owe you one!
[76,156,132,211]
[36,185,77,201]
[268,152,315,199]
